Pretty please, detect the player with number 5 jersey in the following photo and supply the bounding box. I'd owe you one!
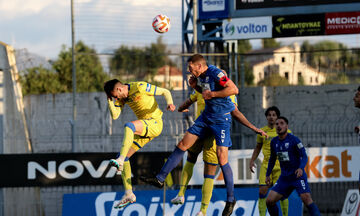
[141,54,245,216]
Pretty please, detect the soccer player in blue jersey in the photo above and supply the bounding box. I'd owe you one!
[141,54,239,216]
[353,86,360,193]
[266,116,321,216]
[173,90,267,216]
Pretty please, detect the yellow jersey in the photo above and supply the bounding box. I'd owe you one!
[256,126,292,162]
[114,82,163,120]
[189,90,238,119]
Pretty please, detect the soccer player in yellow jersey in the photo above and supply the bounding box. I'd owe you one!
[103,79,175,208]
[172,90,267,216]
[249,106,290,216]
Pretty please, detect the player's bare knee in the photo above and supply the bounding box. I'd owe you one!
[259,186,268,196]
[300,193,313,205]
[217,155,227,166]
[266,197,276,206]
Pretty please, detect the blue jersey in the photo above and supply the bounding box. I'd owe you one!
[197,65,235,121]
[267,133,308,179]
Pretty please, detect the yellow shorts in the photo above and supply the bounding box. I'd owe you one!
[132,118,163,151]
[188,135,218,165]
[259,160,281,186]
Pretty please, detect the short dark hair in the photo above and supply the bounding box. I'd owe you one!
[265,106,280,117]
[187,54,206,64]
[277,116,288,124]
[104,79,121,96]
[357,86,360,91]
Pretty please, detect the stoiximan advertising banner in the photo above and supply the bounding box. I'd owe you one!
[273,14,325,38]
[62,188,302,216]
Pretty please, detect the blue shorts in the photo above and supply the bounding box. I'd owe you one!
[271,174,311,199]
[187,113,232,147]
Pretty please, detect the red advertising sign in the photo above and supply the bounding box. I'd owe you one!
[326,11,360,35]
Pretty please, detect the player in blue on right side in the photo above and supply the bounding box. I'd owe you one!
[266,116,321,216]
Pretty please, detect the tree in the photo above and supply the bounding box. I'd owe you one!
[262,38,281,49]
[301,40,359,70]
[20,41,109,95]
[53,41,108,92]
[237,40,253,86]
[325,73,349,85]
[238,40,252,54]
[110,36,173,81]
[19,66,65,95]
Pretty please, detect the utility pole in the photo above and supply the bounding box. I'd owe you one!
[71,0,77,153]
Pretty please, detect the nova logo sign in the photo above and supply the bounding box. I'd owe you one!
[223,17,272,40]
[27,160,119,180]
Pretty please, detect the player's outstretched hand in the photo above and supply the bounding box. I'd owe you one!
[295,168,303,178]
[202,90,213,100]
[249,160,256,173]
[256,128,268,138]
[265,176,271,186]
[167,104,176,112]
[189,76,197,88]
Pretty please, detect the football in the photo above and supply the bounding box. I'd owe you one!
[152,14,171,33]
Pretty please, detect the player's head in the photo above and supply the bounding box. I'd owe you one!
[265,106,280,126]
[104,79,126,99]
[275,116,288,135]
[187,54,207,77]
[354,86,360,109]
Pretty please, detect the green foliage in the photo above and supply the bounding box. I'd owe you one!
[325,73,349,85]
[19,66,64,95]
[236,40,253,86]
[238,40,252,54]
[110,36,172,81]
[301,40,360,70]
[262,39,281,49]
[53,41,108,92]
[20,41,109,95]
[257,74,289,86]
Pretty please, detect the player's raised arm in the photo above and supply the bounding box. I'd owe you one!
[107,98,123,120]
[141,83,176,112]
[104,79,124,120]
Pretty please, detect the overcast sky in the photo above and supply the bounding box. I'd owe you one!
[0,0,359,60]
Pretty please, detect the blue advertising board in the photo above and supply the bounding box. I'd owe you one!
[63,187,302,216]
[198,0,229,20]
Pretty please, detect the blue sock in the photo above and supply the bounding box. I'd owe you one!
[267,204,279,216]
[307,203,321,216]
[156,147,185,182]
[221,163,235,202]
